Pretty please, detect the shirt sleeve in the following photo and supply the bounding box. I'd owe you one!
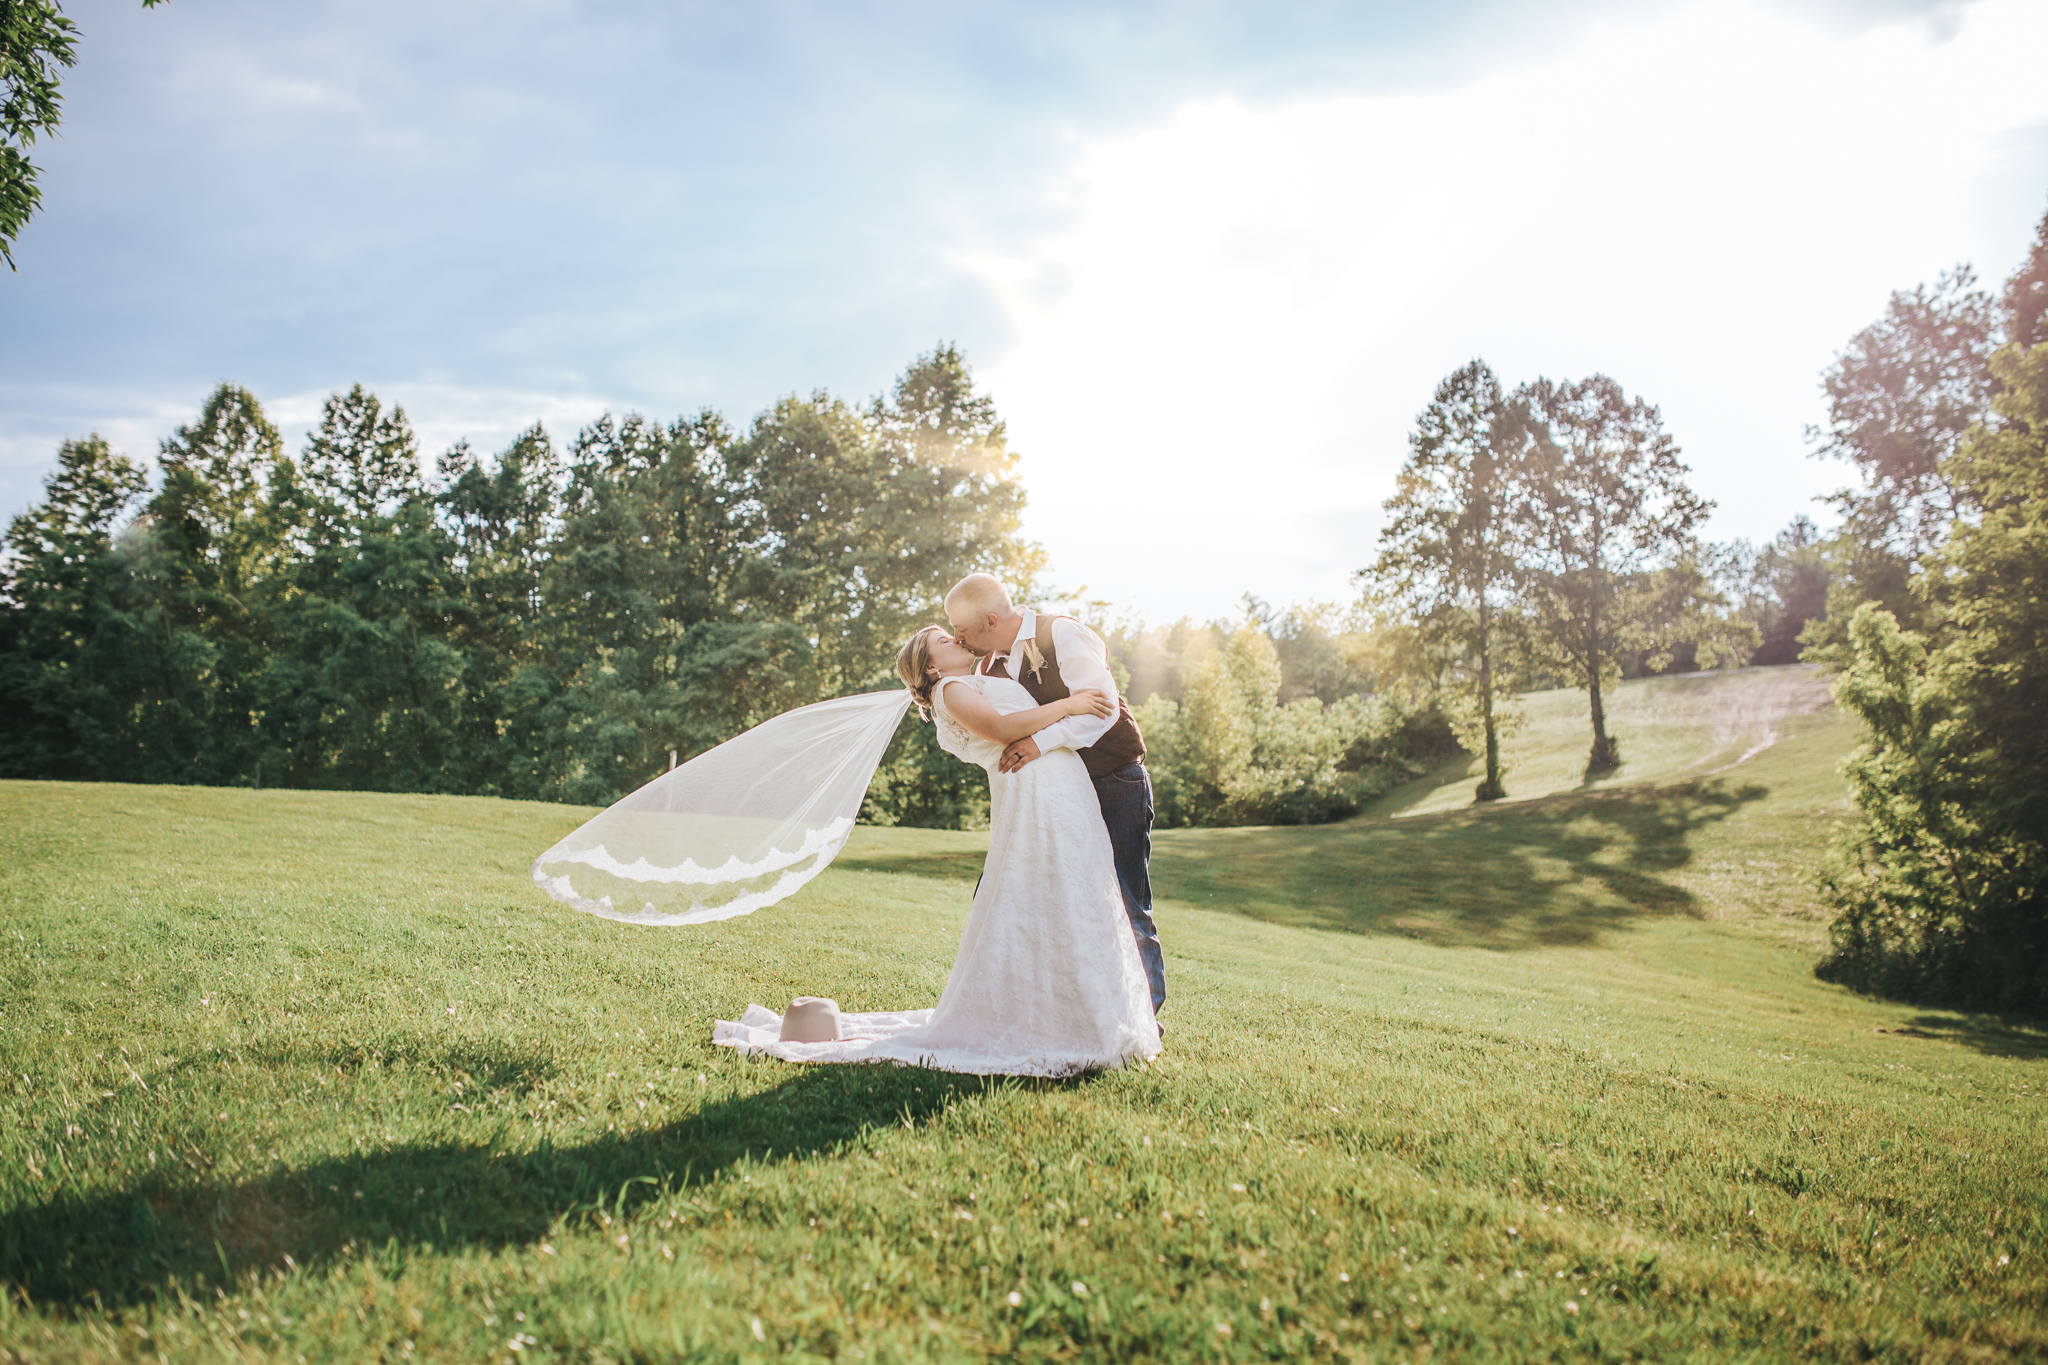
[1028,619,1121,754]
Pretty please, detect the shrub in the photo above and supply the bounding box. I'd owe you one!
[1137,625,1384,828]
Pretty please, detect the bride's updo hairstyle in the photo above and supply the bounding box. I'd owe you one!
[895,625,947,720]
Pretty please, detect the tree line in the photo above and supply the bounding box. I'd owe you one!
[0,346,1040,817]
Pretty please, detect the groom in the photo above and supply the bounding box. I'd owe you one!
[944,573,1167,1017]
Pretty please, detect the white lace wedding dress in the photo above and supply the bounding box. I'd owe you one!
[712,673,1160,1077]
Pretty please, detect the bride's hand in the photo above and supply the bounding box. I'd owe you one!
[1067,689,1116,718]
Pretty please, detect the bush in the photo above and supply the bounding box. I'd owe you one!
[1136,625,1388,827]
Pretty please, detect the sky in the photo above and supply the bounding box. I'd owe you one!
[4,0,2045,623]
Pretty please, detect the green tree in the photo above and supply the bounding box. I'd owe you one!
[1364,359,1522,801]
[1137,623,1371,828]
[1736,517,1832,666]
[435,427,564,796]
[733,343,1042,700]
[1,0,166,268]
[148,382,292,606]
[1264,602,1369,707]
[1611,547,1758,679]
[535,410,774,804]
[1809,267,1998,557]
[300,383,423,526]
[131,382,295,783]
[0,434,148,774]
[1507,375,1715,772]
[253,388,474,793]
[2001,204,2048,352]
[1801,268,2000,661]
[1816,335,2048,1014]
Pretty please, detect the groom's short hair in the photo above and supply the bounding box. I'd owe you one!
[945,573,1013,620]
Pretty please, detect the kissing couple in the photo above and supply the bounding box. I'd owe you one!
[712,573,1167,1076]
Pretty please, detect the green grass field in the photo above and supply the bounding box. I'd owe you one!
[2,665,2042,1363]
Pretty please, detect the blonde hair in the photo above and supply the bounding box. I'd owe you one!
[895,625,948,720]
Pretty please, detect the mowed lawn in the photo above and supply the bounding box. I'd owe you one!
[2,666,2042,1363]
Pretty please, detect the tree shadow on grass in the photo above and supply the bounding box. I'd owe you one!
[837,843,987,885]
[0,1058,1029,1312]
[837,778,1769,950]
[1896,1014,2048,1061]
[1153,778,1771,950]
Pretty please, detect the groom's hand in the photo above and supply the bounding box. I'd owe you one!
[999,736,1041,773]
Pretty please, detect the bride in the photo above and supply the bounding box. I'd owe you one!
[712,625,1162,1076]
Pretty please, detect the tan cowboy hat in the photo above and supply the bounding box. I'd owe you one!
[778,996,842,1043]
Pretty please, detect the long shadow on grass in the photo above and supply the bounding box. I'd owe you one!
[843,778,1769,950]
[0,1060,1018,1311]
[1899,1014,2048,1061]
[1167,778,1771,948]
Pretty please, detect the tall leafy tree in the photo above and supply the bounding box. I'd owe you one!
[1737,516,1832,666]
[256,388,472,792]
[536,410,780,804]
[1808,267,1999,558]
[2004,204,2048,351]
[300,383,423,526]
[1817,333,2048,1013]
[133,382,294,782]
[437,426,561,658]
[1364,359,1521,800]
[148,382,291,608]
[732,344,1042,698]
[1508,375,1713,772]
[0,434,147,774]
[1801,268,2000,662]
[435,427,563,796]
[0,0,166,267]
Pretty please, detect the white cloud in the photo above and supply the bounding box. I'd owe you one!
[977,0,2048,623]
[0,380,613,516]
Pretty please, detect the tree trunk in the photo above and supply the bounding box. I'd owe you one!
[1474,593,1506,801]
[1585,617,1620,771]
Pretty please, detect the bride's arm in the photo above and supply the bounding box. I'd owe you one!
[937,681,1114,745]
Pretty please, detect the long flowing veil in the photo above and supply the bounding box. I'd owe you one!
[530,689,912,926]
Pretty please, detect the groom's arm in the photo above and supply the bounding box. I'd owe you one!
[1025,619,1121,755]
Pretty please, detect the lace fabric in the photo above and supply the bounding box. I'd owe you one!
[530,689,910,926]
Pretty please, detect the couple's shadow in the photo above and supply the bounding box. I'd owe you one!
[3,1057,1020,1311]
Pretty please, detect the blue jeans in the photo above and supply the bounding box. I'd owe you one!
[1092,760,1166,1014]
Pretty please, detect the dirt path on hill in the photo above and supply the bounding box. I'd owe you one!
[1695,665,1836,776]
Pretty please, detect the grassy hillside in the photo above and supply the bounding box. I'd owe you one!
[1376,665,1840,819]
[1,665,2042,1362]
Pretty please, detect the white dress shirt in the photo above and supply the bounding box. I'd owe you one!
[981,606,1121,754]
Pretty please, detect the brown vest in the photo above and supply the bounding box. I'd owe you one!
[983,614,1146,779]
